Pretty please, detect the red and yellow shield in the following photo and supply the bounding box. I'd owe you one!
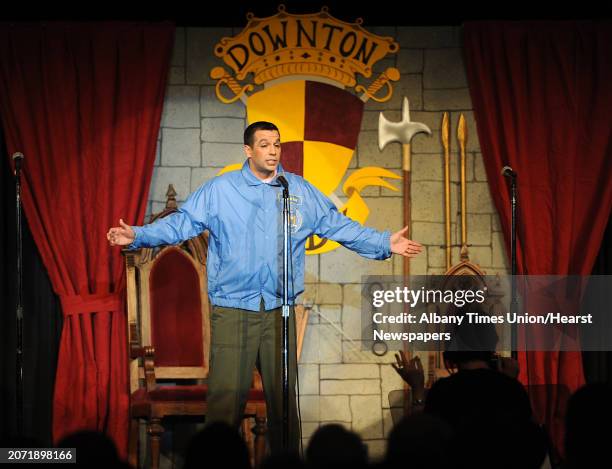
[211,7,402,254]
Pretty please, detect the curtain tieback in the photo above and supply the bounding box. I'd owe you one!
[60,293,123,315]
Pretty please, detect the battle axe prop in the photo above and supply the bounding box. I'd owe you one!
[378,97,431,278]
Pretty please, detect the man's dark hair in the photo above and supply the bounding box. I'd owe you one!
[244,121,280,146]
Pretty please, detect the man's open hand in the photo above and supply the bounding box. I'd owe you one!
[390,226,423,257]
[107,219,135,247]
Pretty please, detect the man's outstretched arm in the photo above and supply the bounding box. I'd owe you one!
[306,181,423,260]
[106,182,211,249]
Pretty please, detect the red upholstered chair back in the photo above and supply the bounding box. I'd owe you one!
[149,247,204,368]
[124,189,211,391]
[130,232,211,384]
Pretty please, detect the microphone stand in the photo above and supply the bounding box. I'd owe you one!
[506,169,518,360]
[13,153,24,435]
[280,178,291,450]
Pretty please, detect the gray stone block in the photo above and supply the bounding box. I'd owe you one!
[201,117,245,143]
[200,85,246,118]
[320,364,380,380]
[190,167,225,192]
[466,182,496,214]
[161,86,200,128]
[168,67,185,85]
[383,408,394,437]
[149,202,165,219]
[320,246,393,283]
[466,213,492,245]
[161,128,201,167]
[306,253,319,283]
[186,27,233,85]
[300,324,342,364]
[466,246,492,267]
[412,221,446,246]
[350,395,383,438]
[320,396,351,422]
[412,181,445,222]
[342,340,398,364]
[397,26,461,48]
[318,305,342,324]
[171,27,185,67]
[412,153,443,181]
[428,245,447,268]
[474,152,487,181]
[492,212,503,232]
[302,284,317,309]
[154,140,161,166]
[299,395,320,422]
[380,362,405,408]
[149,166,191,203]
[298,364,320,395]
[363,197,403,232]
[309,284,343,305]
[397,49,424,74]
[201,142,245,167]
[424,88,472,111]
[424,48,468,89]
[307,308,319,325]
[492,231,509,270]
[342,284,365,341]
[301,422,320,438]
[321,379,380,395]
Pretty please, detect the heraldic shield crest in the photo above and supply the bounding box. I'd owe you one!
[210,5,402,254]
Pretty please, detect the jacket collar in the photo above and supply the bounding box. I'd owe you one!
[241,159,285,187]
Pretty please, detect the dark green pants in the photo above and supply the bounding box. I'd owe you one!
[206,301,299,453]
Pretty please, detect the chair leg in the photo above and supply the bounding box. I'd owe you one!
[253,413,267,467]
[242,417,255,468]
[147,418,164,469]
[128,417,139,468]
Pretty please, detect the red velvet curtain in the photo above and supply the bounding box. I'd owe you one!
[463,21,612,455]
[0,22,174,456]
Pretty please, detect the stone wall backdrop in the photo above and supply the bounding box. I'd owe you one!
[147,25,510,466]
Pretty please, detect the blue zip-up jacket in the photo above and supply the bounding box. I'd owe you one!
[130,160,391,311]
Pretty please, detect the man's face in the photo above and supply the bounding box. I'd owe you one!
[245,129,281,180]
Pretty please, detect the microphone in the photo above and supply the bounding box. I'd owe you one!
[277,175,289,189]
[12,152,24,173]
[501,165,516,178]
[13,152,24,169]
[277,174,289,198]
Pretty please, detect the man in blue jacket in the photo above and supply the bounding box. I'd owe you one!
[107,121,423,452]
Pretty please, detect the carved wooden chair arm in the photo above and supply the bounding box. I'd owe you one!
[130,343,157,392]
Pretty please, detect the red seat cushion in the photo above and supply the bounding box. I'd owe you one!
[131,385,266,404]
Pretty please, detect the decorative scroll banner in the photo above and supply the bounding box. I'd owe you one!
[211,5,402,254]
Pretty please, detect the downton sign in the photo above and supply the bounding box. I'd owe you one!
[212,5,398,88]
